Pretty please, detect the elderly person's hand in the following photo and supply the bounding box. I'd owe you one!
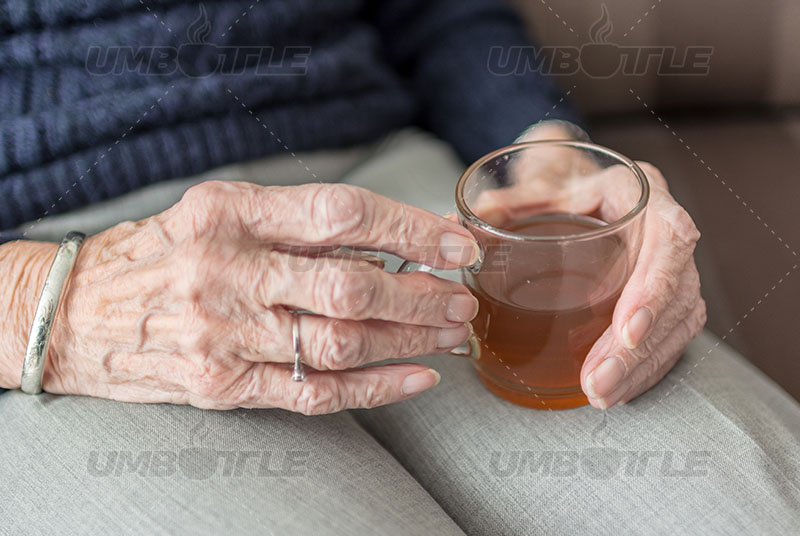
[478,123,706,409]
[580,161,706,409]
[10,181,481,414]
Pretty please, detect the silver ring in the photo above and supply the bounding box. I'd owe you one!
[291,311,306,382]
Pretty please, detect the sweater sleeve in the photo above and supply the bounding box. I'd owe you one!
[0,232,23,245]
[367,0,584,164]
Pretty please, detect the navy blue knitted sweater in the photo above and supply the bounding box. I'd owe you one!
[0,0,579,235]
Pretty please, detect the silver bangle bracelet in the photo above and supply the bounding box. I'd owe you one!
[20,231,86,394]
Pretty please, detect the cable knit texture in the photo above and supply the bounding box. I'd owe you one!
[0,0,580,232]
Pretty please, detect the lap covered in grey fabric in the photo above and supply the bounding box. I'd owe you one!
[0,392,464,535]
[2,129,799,535]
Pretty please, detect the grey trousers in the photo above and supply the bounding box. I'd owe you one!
[2,130,799,535]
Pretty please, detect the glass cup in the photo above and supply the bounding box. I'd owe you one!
[453,141,649,410]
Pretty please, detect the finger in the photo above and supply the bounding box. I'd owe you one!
[581,260,701,378]
[238,250,479,327]
[196,362,442,414]
[585,298,706,409]
[470,188,556,227]
[616,298,707,406]
[581,263,701,399]
[181,181,479,269]
[583,262,701,379]
[612,165,701,350]
[230,309,470,370]
[468,166,632,228]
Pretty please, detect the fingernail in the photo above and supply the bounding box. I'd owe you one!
[593,377,632,410]
[439,232,480,266]
[622,307,653,349]
[437,324,470,349]
[586,356,627,399]
[402,369,441,396]
[446,294,479,322]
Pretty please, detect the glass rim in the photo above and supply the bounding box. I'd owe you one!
[455,140,650,243]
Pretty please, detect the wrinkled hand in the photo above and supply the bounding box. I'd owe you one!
[486,124,706,409]
[581,162,706,409]
[45,181,481,413]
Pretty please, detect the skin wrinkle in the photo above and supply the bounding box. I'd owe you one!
[619,300,707,405]
[0,241,58,388]
[72,248,162,288]
[99,350,118,377]
[584,261,702,403]
[592,267,705,408]
[134,309,166,352]
[149,215,174,249]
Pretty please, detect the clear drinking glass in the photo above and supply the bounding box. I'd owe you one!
[454,141,649,410]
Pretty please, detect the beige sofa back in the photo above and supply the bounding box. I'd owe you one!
[511,0,800,115]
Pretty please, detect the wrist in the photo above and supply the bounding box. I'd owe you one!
[0,240,59,389]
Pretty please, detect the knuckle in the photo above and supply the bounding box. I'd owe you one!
[294,380,340,415]
[316,321,369,369]
[637,353,661,379]
[179,181,232,233]
[407,327,438,356]
[404,273,449,323]
[636,161,658,175]
[666,206,701,247]
[675,294,696,322]
[694,299,708,333]
[635,332,661,361]
[636,161,668,189]
[396,326,426,357]
[310,184,369,241]
[386,206,416,251]
[182,180,227,203]
[355,376,394,409]
[673,278,701,321]
[321,270,379,319]
[648,265,680,301]
[415,273,441,304]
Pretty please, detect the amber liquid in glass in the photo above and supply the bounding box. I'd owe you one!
[470,213,626,410]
